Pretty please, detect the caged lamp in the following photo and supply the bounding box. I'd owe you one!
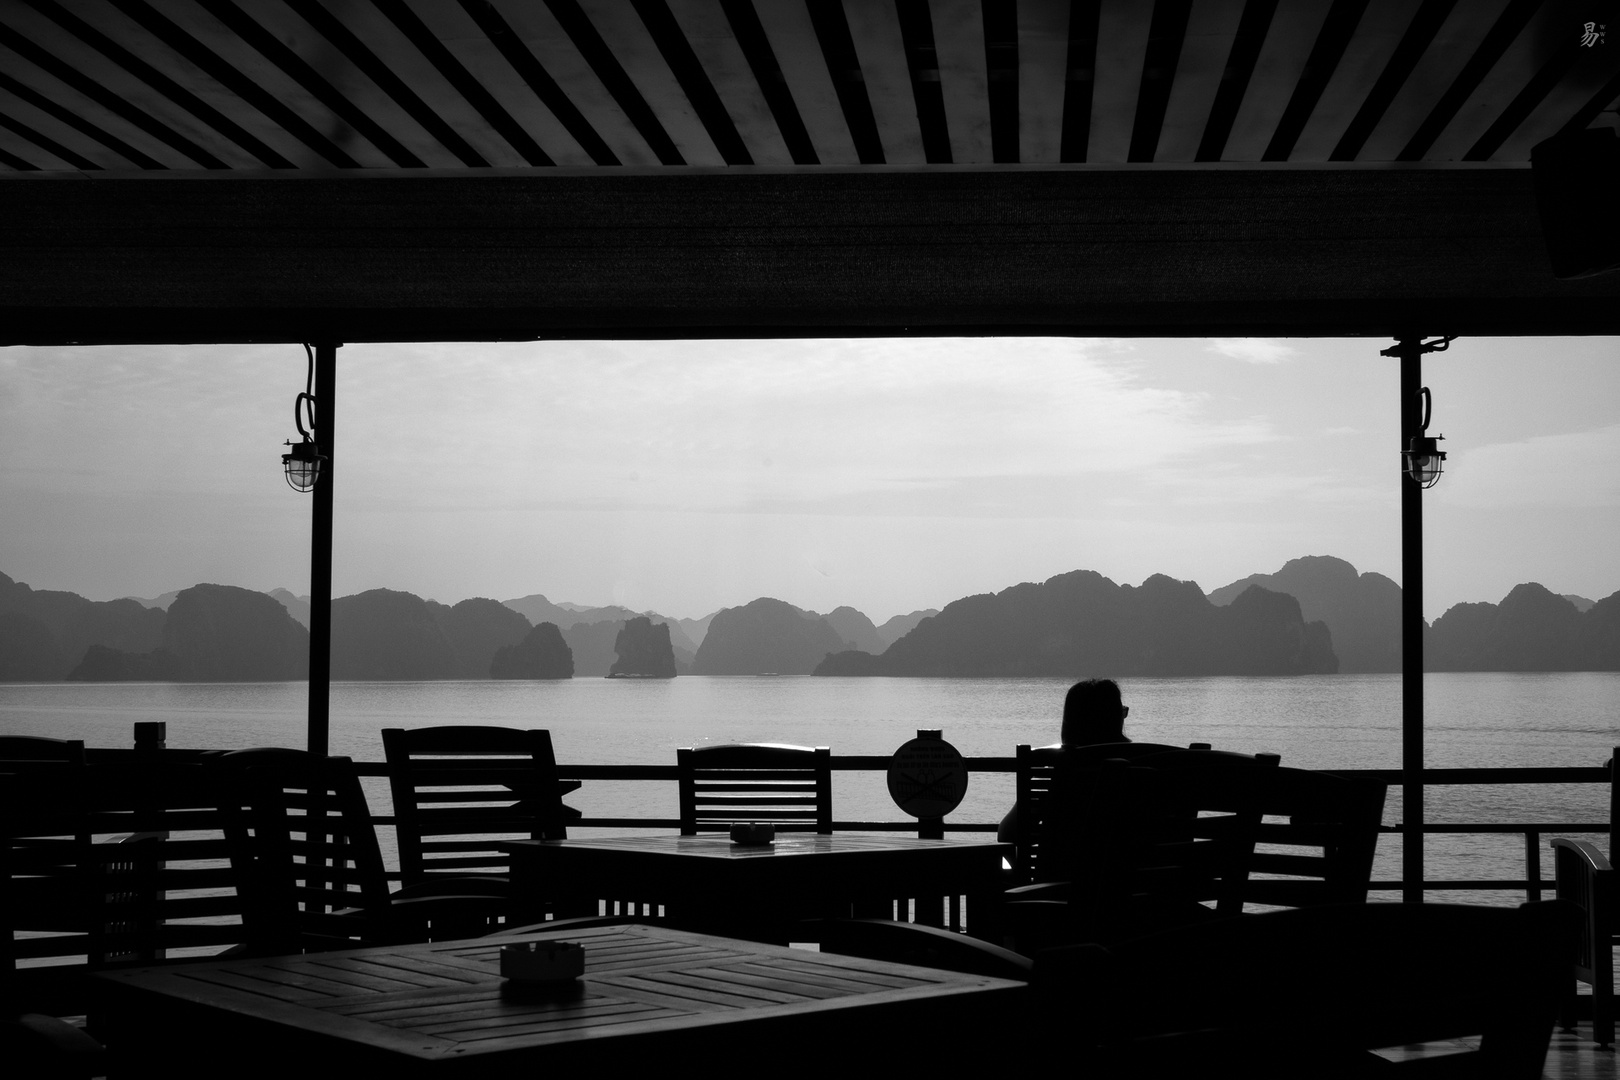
[1403,386,1447,489]
[281,438,323,492]
[280,343,327,493]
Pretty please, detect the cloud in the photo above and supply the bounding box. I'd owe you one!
[1437,425,1620,509]
[332,338,1283,517]
[1206,339,1298,364]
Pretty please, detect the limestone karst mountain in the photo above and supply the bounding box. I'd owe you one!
[875,609,940,647]
[822,606,886,655]
[693,598,850,676]
[609,616,677,678]
[6,562,1619,681]
[162,584,308,681]
[816,571,1337,677]
[330,589,458,680]
[489,621,573,679]
[428,597,532,679]
[1208,556,1401,673]
[502,594,700,654]
[1426,582,1620,672]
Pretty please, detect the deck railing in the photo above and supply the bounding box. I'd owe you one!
[348,755,1619,902]
[77,730,1616,903]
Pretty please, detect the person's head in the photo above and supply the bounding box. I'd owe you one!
[1060,678,1128,746]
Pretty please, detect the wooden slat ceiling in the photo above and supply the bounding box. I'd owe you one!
[3,0,1619,343]
[2,0,1615,173]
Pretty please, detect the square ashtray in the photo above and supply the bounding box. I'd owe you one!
[500,940,584,983]
[729,822,775,846]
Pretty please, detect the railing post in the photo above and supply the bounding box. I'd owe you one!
[133,721,166,754]
[1610,747,1619,858]
[1525,829,1542,902]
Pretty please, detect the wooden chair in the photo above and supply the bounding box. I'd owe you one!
[1122,751,1383,909]
[382,726,574,888]
[1032,901,1575,1079]
[213,749,511,954]
[1231,765,1386,910]
[3,758,252,1012]
[676,744,832,836]
[1006,760,1383,950]
[3,756,248,1076]
[1056,761,1265,933]
[2,763,106,1077]
[1551,837,1615,1047]
[1011,741,1196,886]
[3,763,94,1018]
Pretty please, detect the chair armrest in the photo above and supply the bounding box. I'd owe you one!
[3,1014,107,1078]
[1552,837,1613,874]
[482,914,652,938]
[392,875,512,901]
[373,892,519,943]
[1005,881,1073,901]
[801,918,1033,981]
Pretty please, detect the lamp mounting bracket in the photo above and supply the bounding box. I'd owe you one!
[1380,335,1457,358]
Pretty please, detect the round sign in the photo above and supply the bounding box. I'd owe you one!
[886,733,968,819]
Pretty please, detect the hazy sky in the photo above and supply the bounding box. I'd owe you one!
[1,336,1615,624]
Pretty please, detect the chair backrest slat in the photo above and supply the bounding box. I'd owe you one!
[677,744,832,835]
[382,727,568,885]
[1013,742,1185,886]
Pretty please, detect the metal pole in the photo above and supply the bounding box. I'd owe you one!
[308,342,337,758]
[1398,341,1425,902]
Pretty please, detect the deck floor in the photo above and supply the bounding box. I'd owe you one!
[1545,1025,1620,1079]
[1320,1025,1611,1077]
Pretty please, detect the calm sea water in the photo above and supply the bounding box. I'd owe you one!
[4,672,1617,904]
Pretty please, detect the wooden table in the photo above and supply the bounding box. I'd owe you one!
[94,922,1025,1075]
[507,833,1012,938]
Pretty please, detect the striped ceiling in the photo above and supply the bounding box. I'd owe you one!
[2,0,1617,175]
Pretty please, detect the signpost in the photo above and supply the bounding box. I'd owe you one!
[887,729,968,839]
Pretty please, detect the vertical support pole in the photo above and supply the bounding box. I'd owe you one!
[308,342,337,759]
[1399,342,1425,903]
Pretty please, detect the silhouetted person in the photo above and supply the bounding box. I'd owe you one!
[1060,677,1130,747]
[999,678,1131,842]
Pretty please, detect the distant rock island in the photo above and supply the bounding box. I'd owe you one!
[163,584,309,681]
[815,571,1337,677]
[65,583,306,682]
[501,593,705,655]
[1427,582,1620,672]
[4,559,1618,681]
[490,622,573,679]
[876,608,939,647]
[694,598,850,676]
[609,616,677,678]
[1208,555,1402,674]
[1,570,164,680]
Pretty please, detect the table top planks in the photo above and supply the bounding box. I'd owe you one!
[505,833,1013,937]
[95,922,1024,1073]
[510,831,1007,859]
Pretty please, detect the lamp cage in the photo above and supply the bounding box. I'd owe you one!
[1405,435,1446,489]
[282,439,323,492]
